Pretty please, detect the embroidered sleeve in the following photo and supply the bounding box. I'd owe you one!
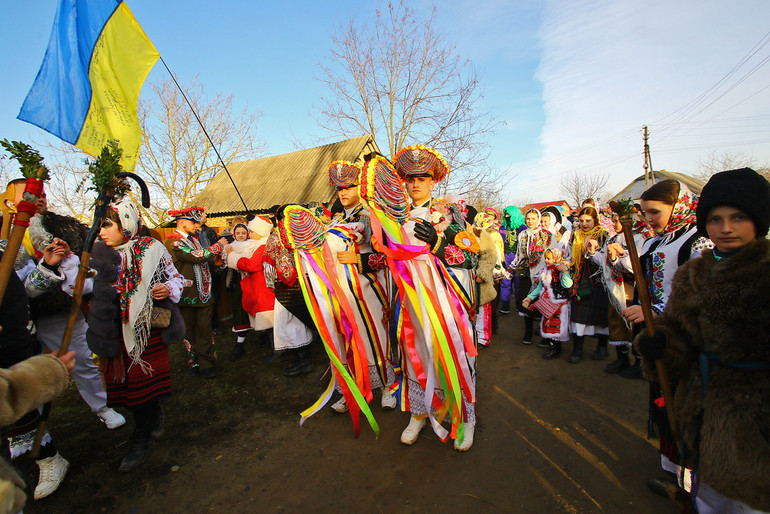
[24,263,63,299]
[167,239,219,263]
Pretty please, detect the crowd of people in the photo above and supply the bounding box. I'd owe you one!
[0,145,768,513]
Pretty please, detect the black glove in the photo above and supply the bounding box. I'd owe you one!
[636,331,667,361]
[414,219,438,248]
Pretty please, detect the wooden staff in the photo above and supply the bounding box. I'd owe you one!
[619,215,676,426]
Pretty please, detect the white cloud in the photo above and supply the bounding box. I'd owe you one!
[519,0,770,201]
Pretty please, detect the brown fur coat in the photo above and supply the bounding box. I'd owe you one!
[636,238,770,509]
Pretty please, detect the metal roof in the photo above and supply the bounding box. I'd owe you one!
[610,170,705,202]
[189,135,380,217]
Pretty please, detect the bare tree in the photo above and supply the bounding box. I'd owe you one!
[695,151,769,182]
[558,170,610,209]
[316,1,505,198]
[40,77,264,226]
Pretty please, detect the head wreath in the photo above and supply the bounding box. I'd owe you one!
[327,161,361,189]
[394,145,449,183]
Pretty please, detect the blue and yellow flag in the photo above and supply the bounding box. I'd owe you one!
[18,0,158,172]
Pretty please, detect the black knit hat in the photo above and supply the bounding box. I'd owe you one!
[696,168,770,237]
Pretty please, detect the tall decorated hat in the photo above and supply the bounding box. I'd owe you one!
[393,145,449,182]
[327,160,362,189]
[168,206,205,223]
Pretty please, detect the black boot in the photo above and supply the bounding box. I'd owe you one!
[591,335,609,360]
[605,346,629,373]
[620,356,643,379]
[228,343,245,361]
[499,302,510,315]
[149,402,164,440]
[568,335,584,363]
[542,340,562,359]
[119,404,154,472]
[284,347,313,376]
[522,317,534,345]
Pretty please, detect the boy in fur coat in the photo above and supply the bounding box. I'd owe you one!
[636,168,770,513]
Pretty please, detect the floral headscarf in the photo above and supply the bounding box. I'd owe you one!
[662,182,699,234]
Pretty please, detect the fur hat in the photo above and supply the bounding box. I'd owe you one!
[696,168,770,237]
[248,216,272,237]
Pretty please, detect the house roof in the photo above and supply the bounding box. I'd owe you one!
[188,135,380,217]
[523,200,573,213]
[610,170,705,202]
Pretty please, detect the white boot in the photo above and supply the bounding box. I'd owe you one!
[380,387,396,410]
[97,406,126,429]
[453,424,475,452]
[34,452,69,499]
[400,416,426,445]
[330,396,348,413]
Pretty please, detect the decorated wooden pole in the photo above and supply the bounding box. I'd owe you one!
[34,141,150,457]
[0,140,49,304]
[617,200,676,425]
[58,142,151,357]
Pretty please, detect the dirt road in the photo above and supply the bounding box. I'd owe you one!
[25,312,678,513]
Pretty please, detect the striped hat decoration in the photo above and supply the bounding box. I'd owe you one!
[327,160,362,189]
[393,145,449,183]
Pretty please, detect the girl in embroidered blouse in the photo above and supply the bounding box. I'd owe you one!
[89,201,184,472]
[566,206,609,363]
[522,248,573,360]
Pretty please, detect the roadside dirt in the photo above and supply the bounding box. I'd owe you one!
[23,313,680,513]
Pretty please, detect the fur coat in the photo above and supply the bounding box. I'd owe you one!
[86,241,185,358]
[474,228,498,306]
[636,238,770,510]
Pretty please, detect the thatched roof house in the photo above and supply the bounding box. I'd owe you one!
[189,135,380,218]
[610,170,704,202]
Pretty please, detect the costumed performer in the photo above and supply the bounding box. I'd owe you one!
[511,208,554,345]
[223,217,275,361]
[566,206,609,363]
[498,205,526,314]
[22,195,125,430]
[325,161,396,413]
[523,248,573,359]
[164,207,225,378]
[618,179,712,500]
[363,147,478,451]
[264,206,314,376]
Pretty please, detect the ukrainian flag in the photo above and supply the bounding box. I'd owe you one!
[18,0,158,172]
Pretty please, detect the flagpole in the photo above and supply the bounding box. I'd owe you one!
[157,55,250,214]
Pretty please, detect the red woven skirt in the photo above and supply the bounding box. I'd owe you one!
[102,331,171,408]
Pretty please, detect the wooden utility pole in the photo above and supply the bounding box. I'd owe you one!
[643,125,655,188]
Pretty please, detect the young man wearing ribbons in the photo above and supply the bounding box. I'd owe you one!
[324,161,396,413]
[165,207,225,378]
[360,146,479,451]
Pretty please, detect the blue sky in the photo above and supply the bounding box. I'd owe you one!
[1,0,769,206]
